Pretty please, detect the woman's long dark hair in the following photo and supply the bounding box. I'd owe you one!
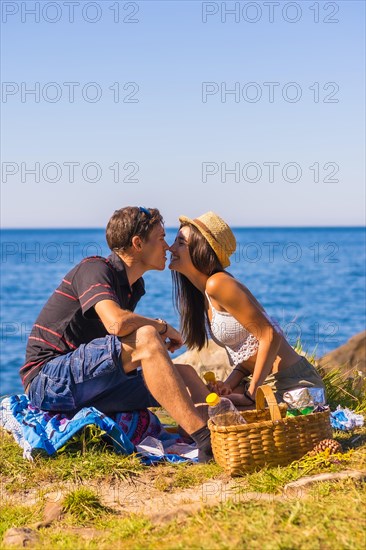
[172,223,224,350]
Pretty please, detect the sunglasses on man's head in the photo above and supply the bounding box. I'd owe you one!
[130,206,152,241]
[137,207,151,218]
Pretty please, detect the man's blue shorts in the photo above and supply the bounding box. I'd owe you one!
[28,336,159,414]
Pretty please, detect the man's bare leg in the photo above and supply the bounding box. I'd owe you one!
[121,326,207,434]
[174,363,209,423]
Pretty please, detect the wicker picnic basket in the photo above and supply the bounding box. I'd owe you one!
[208,385,332,476]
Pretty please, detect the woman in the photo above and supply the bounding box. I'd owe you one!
[169,211,325,407]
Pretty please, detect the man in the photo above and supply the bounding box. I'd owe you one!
[20,207,212,461]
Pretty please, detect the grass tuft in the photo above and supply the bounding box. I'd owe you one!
[56,425,109,454]
[62,487,111,523]
[319,366,366,413]
[294,339,366,413]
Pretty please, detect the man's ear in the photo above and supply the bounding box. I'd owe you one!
[131,235,143,250]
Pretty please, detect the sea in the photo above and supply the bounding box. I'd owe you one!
[1,227,365,396]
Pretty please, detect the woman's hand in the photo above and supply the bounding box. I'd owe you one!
[208,381,232,396]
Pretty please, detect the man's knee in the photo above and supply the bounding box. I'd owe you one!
[132,325,167,361]
[122,325,160,347]
[135,325,161,346]
[121,325,166,369]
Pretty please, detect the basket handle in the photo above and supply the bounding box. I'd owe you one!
[255,385,282,421]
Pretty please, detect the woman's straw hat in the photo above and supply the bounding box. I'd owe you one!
[179,211,236,268]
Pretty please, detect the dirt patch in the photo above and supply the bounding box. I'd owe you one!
[3,468,279,523]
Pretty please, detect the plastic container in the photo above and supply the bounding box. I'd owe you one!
[206,393,246,426]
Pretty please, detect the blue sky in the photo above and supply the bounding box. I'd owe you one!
[1,0,365,227]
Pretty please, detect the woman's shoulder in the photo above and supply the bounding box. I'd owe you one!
[206,272,254,308]
[206,271,237,296]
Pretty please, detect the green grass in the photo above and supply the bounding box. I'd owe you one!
[320,367,366,412]
[1,429,144,494]
[2,478,365,550]
[237,440,365,495]
[27,479,365,550]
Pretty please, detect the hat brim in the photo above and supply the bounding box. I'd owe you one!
[178,215,230,268]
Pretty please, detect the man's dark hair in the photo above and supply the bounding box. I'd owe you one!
[106,207,163,251]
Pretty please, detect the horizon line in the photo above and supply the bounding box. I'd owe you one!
[1,225,365,231]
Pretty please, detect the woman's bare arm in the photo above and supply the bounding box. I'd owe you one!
[206,273,282,398]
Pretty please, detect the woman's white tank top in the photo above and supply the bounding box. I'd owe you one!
[205,292,278,366]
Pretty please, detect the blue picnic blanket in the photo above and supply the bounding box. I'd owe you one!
[0,394,195,464]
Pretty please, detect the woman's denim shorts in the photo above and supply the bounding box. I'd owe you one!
[28,335,159,414]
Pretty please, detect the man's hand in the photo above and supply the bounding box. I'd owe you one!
[161,323,184,353]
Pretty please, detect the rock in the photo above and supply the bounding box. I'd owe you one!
[3,527,39,547]
[42,501,63,525]
[30,500,64,530]
[317,331,366,377]
[173,339,231,381]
